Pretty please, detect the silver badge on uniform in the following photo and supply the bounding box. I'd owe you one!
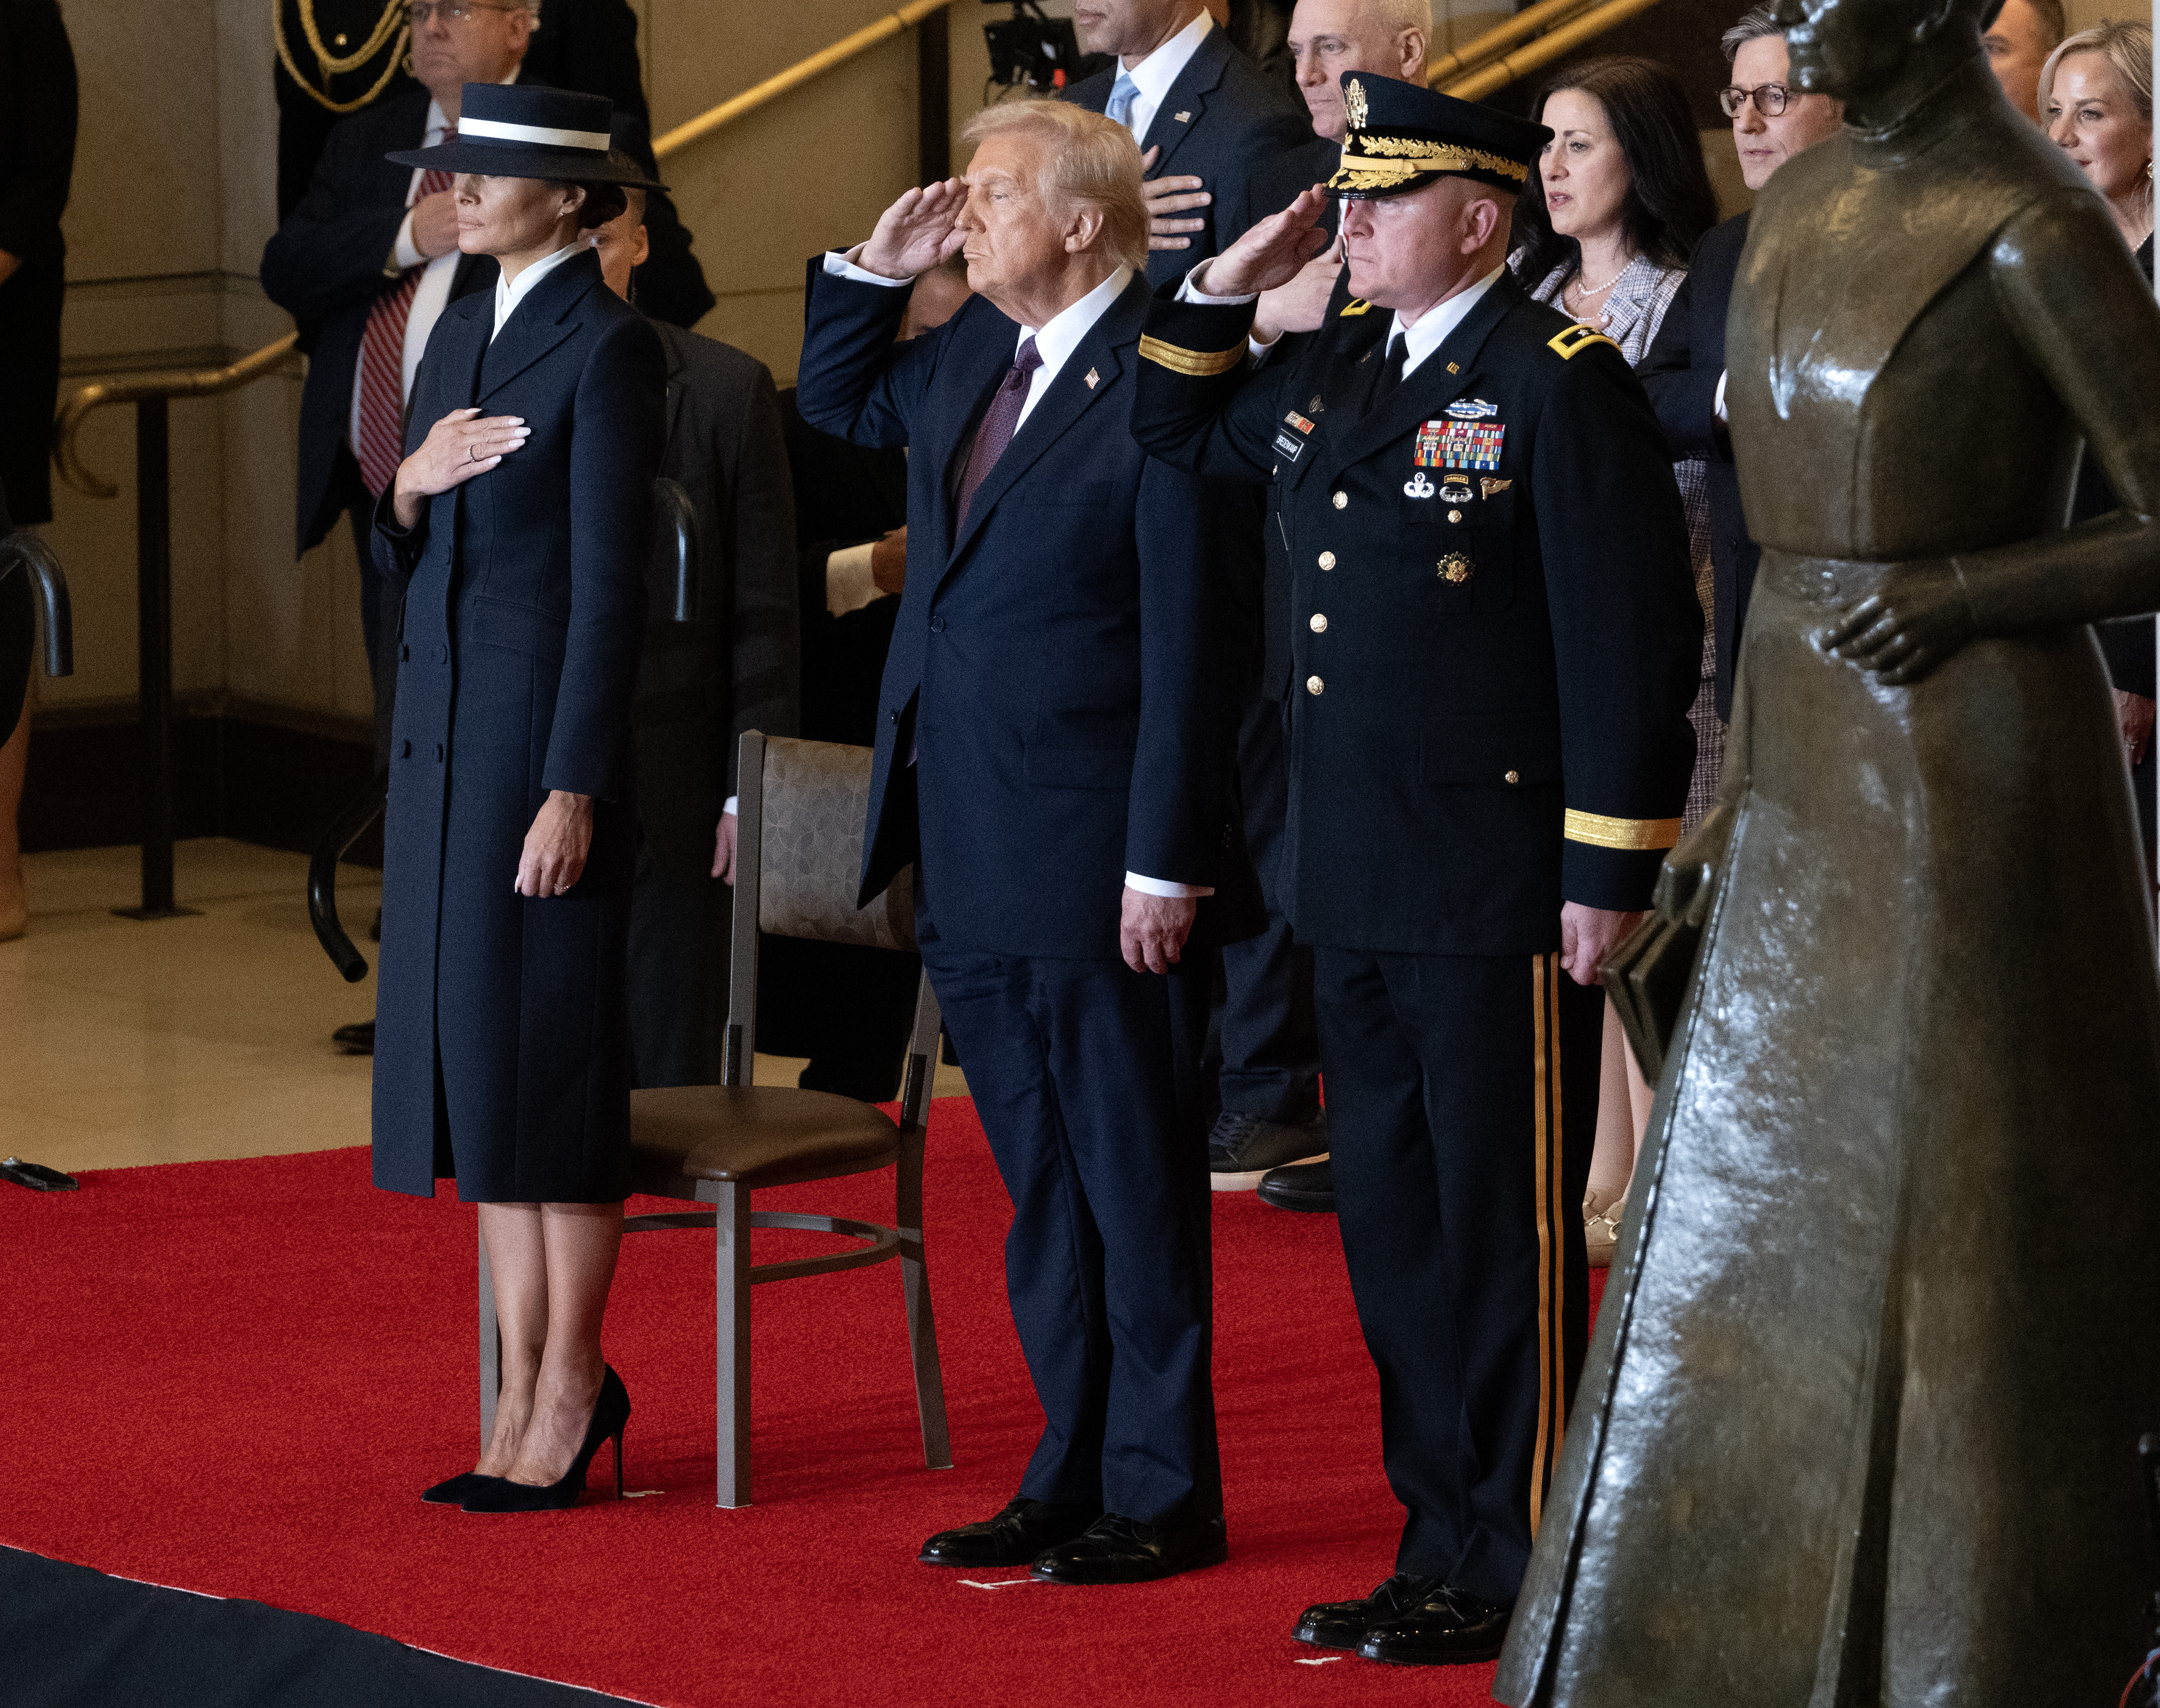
[1403,471,1436,499]
[1446,398,1499,420]
[1438,474,1473,505]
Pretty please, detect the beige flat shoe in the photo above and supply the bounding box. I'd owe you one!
[1584,1190,1625,1268]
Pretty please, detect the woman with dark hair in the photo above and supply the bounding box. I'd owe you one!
[369,83,667,1514]
[1510,56,1722,1265]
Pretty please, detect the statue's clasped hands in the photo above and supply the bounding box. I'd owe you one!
[1816,559,1979,686]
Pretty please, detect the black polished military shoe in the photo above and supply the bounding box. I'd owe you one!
[1257,1157,1334,1213]
[1030,1510,1228,1584]
[1358,1584,1515,1665]
[918,1497,1102,1568]
[1293,1571,1443,1650]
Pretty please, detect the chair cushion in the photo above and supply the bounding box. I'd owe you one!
[629,1085,901,1190]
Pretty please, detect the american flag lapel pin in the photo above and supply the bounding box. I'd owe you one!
[1084,367,1099,389]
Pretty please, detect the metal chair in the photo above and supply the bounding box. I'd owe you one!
[476,731,951,1507]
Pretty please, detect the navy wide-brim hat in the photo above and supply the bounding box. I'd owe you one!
[1327,75,1551,200]
[386,84,665,189]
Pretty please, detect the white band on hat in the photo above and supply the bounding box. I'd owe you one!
[458,115,612,151]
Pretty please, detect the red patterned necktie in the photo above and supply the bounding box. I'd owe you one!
[354,126,455,498]
[954,335,1042,531]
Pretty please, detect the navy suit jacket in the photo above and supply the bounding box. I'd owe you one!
[795,260,1254,960]
[1639,212,1754,721]
[1063,26,1311,291]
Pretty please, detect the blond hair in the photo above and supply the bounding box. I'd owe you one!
[962,99,1150,272]
[2042,20,2154,224]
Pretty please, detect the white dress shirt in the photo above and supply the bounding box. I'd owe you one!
[491,240,584,340]
[1178,259,1506,380]
[1115,9,1212,149]
[815,249,1205,899]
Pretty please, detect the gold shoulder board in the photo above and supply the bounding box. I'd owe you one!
[1548,325,1622,361]
[1339,299,1374,317]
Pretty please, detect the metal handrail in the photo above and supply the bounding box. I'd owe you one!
[56,332,301,500]
[1439,0,1671,100]
[653,0,963,158]
[1427,0,1609,88]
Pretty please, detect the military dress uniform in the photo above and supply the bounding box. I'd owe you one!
[1131,76,1701,1663]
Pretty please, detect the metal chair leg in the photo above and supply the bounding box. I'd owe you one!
[714,1180,752,1507]
[896,1124,953,1470]
[477,1220,502,1448]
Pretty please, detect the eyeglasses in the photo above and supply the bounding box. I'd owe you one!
[405,2,524,25]
[1719,82,1791,117]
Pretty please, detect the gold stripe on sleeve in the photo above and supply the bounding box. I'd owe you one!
[1137,334,1246,377]
[1564,809,1683,852]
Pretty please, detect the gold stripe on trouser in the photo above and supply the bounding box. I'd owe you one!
[1528,952,1565,1533]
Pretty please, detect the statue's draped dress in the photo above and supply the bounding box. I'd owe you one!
[1498,65,2160,1705]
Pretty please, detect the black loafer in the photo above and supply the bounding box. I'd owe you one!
[1358,1585,1515,1666]
[1293,1571,1442,1649]
[919,1497,1102,1568]
[1257,1158,1334,1213]
[1030,1510,1227,1584]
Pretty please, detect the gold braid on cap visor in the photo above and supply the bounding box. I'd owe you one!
[1327,135,1531,192]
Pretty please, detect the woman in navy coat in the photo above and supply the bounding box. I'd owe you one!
[368,85,666,1513]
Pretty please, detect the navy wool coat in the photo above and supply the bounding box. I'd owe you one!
[371,248,666,1202]
[794,261,1257,960]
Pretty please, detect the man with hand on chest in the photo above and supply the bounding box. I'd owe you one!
[1131,76,1700,1665]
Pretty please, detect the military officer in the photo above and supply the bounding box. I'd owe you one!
[1130,76,1700,1666]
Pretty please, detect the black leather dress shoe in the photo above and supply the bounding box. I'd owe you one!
[1293,1571,1442,1649]
[1029,1511,1227,1584]
[1358,1584,1515,1665]
[332,1020,375,1055]
[1257,1157,1333,1213]
[919,1497,1101,1568]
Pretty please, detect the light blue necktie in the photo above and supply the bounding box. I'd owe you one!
[1105,70,1140,131]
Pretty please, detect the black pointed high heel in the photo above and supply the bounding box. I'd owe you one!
[422,1471,501,1505]
[461,1366,629,1513]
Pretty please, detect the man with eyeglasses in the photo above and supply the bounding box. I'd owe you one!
[262,0,711,1056]
[1637,2,1842,726]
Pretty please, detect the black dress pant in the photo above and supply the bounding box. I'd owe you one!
[1213,691,1321,1125]
[1314,947,1601,1603]
[626,832,730,1088]
[920,902,1221,1527]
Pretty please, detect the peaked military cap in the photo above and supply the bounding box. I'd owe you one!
[387,84,664,188]
[1327,76,1551,199]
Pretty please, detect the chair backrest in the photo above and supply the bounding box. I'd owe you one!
[724,732,935,1111]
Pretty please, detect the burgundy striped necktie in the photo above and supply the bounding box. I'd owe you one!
[354,126,455,498]
[954,336,1042,530]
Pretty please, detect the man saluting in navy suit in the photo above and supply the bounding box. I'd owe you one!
[797,98,1253,1585]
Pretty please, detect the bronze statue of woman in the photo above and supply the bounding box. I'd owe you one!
[1495,0,2160,1698]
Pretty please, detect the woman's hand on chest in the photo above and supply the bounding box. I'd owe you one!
[392,407,532,528]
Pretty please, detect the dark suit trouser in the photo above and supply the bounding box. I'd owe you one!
[1214,691,1320,1125]
[919,905,1221,1527]
[339,444,399,769]
[1313,948,1600,1604]
[626,832,729,1088]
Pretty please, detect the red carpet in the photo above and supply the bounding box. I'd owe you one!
[0,1099,1603,1706]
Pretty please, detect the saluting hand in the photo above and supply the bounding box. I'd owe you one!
[392,407,530,528]
[1139,144,1210,252]
[859,179,969,281]
[1195,185,1331,300]
[1255,232,1344,343]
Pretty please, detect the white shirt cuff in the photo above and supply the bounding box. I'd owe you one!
[824,245,914,287]
[1124,872,1214,899]
[826,542,882,617]
[1713,369,1729,425]
[393,209,425,273]
[723,798,738,816]
[1176,260,1258,306]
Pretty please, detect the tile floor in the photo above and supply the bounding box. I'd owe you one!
[0,839,961,1176]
